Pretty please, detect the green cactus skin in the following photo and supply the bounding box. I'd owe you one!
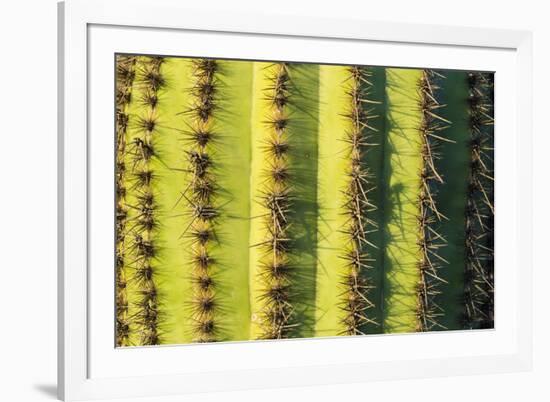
[148,56,195,345]
[363,66,387,334]
[283,63,320,339]
[209,59,254,342]
[115,55,494,346]
[315,66,380,337]
[382,68,424,333]
[434,70,471,331]
[315,64,354,337]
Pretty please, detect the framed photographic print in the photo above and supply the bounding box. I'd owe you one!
[58,0,533,400]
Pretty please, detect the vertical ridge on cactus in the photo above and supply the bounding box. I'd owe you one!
[280,63,320,339]
[430,70,471,331]
[124,56,165,346]
[463,72,495,329]
[315,64,355,337]
[115,55,137,347]
[183,59,221,343]
[210,60,254,341]
[382,68,424,333]
[253,62,296,340]
[339,66,378,335]
[248,62,320,340]
[415,69,452,332]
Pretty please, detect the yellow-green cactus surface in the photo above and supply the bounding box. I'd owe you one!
[115,55,494,346]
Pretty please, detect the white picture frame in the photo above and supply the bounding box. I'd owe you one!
[58,0,533,400]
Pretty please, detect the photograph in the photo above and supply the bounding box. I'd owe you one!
[115,55,494,347]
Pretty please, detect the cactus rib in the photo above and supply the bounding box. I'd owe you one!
[182,59,221,342]
[129,56,164,345]
[416,70,452,332]
[255,63,296,339]
[339,66,378,335]
[463,72,494,329]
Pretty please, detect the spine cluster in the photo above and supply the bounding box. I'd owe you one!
[256,63,296,339]
[340,66,378,335]
[115,56,137,346]
[463,72,495,329]
[128,56,165,345]
[184,59,220,342]
[416,70,451,331]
